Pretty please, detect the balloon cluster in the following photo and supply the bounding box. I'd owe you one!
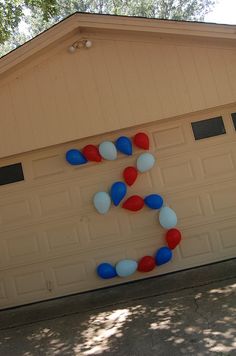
[65,132,149,165]
[97,228,182,279]
[95,132,183,280]
[93,153,156,214]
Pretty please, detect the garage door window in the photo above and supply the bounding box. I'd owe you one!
[0,163,24,186]
[191,117,226,140]
[231,113,236,130]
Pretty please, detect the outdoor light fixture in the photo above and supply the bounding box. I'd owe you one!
[68,39,93,53]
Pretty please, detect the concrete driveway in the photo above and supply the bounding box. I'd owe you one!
[0,259,235,356]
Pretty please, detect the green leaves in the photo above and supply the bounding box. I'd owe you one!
[24,0,58,20]
[0,0,58,44]
[0,1,23,43]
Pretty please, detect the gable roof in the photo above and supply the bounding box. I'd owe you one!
[1,12,236,76]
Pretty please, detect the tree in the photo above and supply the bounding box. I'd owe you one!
[0,0,216,57]
[0,0,58,43]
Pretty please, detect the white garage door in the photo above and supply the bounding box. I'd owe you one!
[0,106,236,309]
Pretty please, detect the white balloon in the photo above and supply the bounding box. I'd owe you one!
[93,192,111,214]
[159,206,177,229]
[137,153,155,173]
[99,141,117,160]
[116,259,138,277]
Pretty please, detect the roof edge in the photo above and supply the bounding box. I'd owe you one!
[1,12,236,76]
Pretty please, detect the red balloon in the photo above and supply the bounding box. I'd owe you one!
[123,166,138,186]
[122,195,144,211]
[166,228,182,249]
[138,256,156,272]
[133,132,149,150]
[82,145,102,162]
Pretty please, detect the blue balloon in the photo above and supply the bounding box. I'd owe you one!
[144,194,163,209]
[116,259,138,277]
[97,263,117,279]
[66,149,87,165]
[111,181,127,206]
[155,247,172,266]
[115,136,132,156]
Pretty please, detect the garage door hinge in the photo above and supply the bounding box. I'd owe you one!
[46,280,53,292]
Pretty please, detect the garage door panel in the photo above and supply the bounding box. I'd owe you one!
[31,154,65,179]
[216,220,236,251]
[198,146,236,179]
[168,194,205,221]
[87,213,124,242]
[0,275,14,308]
[179,232,213,259]
[50,259,88,290]
[14,271,48,296]
[6,264,52,305]
[152,124,187,150]
[4,231,41,265]
[44,223,81,252]
[127,210,162,238]
[207,181,236,215]
[36,186,74,216]
[0,278,8,301]
[0,197,33,226]
[42,218,90,259]
[156,156,200,190]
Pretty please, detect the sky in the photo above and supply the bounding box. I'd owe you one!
[205,0,236,25]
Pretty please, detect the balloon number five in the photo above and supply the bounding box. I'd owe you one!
[65,132,182,279]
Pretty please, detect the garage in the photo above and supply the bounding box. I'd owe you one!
[0,13,236,309]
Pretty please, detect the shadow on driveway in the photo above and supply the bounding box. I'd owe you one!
[0,277,235,355]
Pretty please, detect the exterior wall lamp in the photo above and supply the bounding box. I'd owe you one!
[68,39,92,53]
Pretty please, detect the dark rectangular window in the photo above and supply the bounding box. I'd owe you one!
[0,163,24,186]
[231,112,236,130]
[191,116,226,140]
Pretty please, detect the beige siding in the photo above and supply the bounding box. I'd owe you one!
[1,31,236,158]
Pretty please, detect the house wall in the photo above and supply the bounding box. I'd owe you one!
[0,29,236,159]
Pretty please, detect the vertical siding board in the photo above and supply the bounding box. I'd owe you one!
[8,78,36,152]
[33,62,63,144]
[60,52,94,136]
[143,43,165,118]
[176,46,206,111]
[147,43,177,118]
[131,42,164,121]
[115,40,148,124]
[207,48,234,105]
[0,84,22,156]
[44,57,75,140]
[223,49,236,98]
[101,39,133,127]
[21,69,52,148]
[163,45,192,115]
[87,39,120,131]
[192,47,220,108]
[73,50,105,136]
